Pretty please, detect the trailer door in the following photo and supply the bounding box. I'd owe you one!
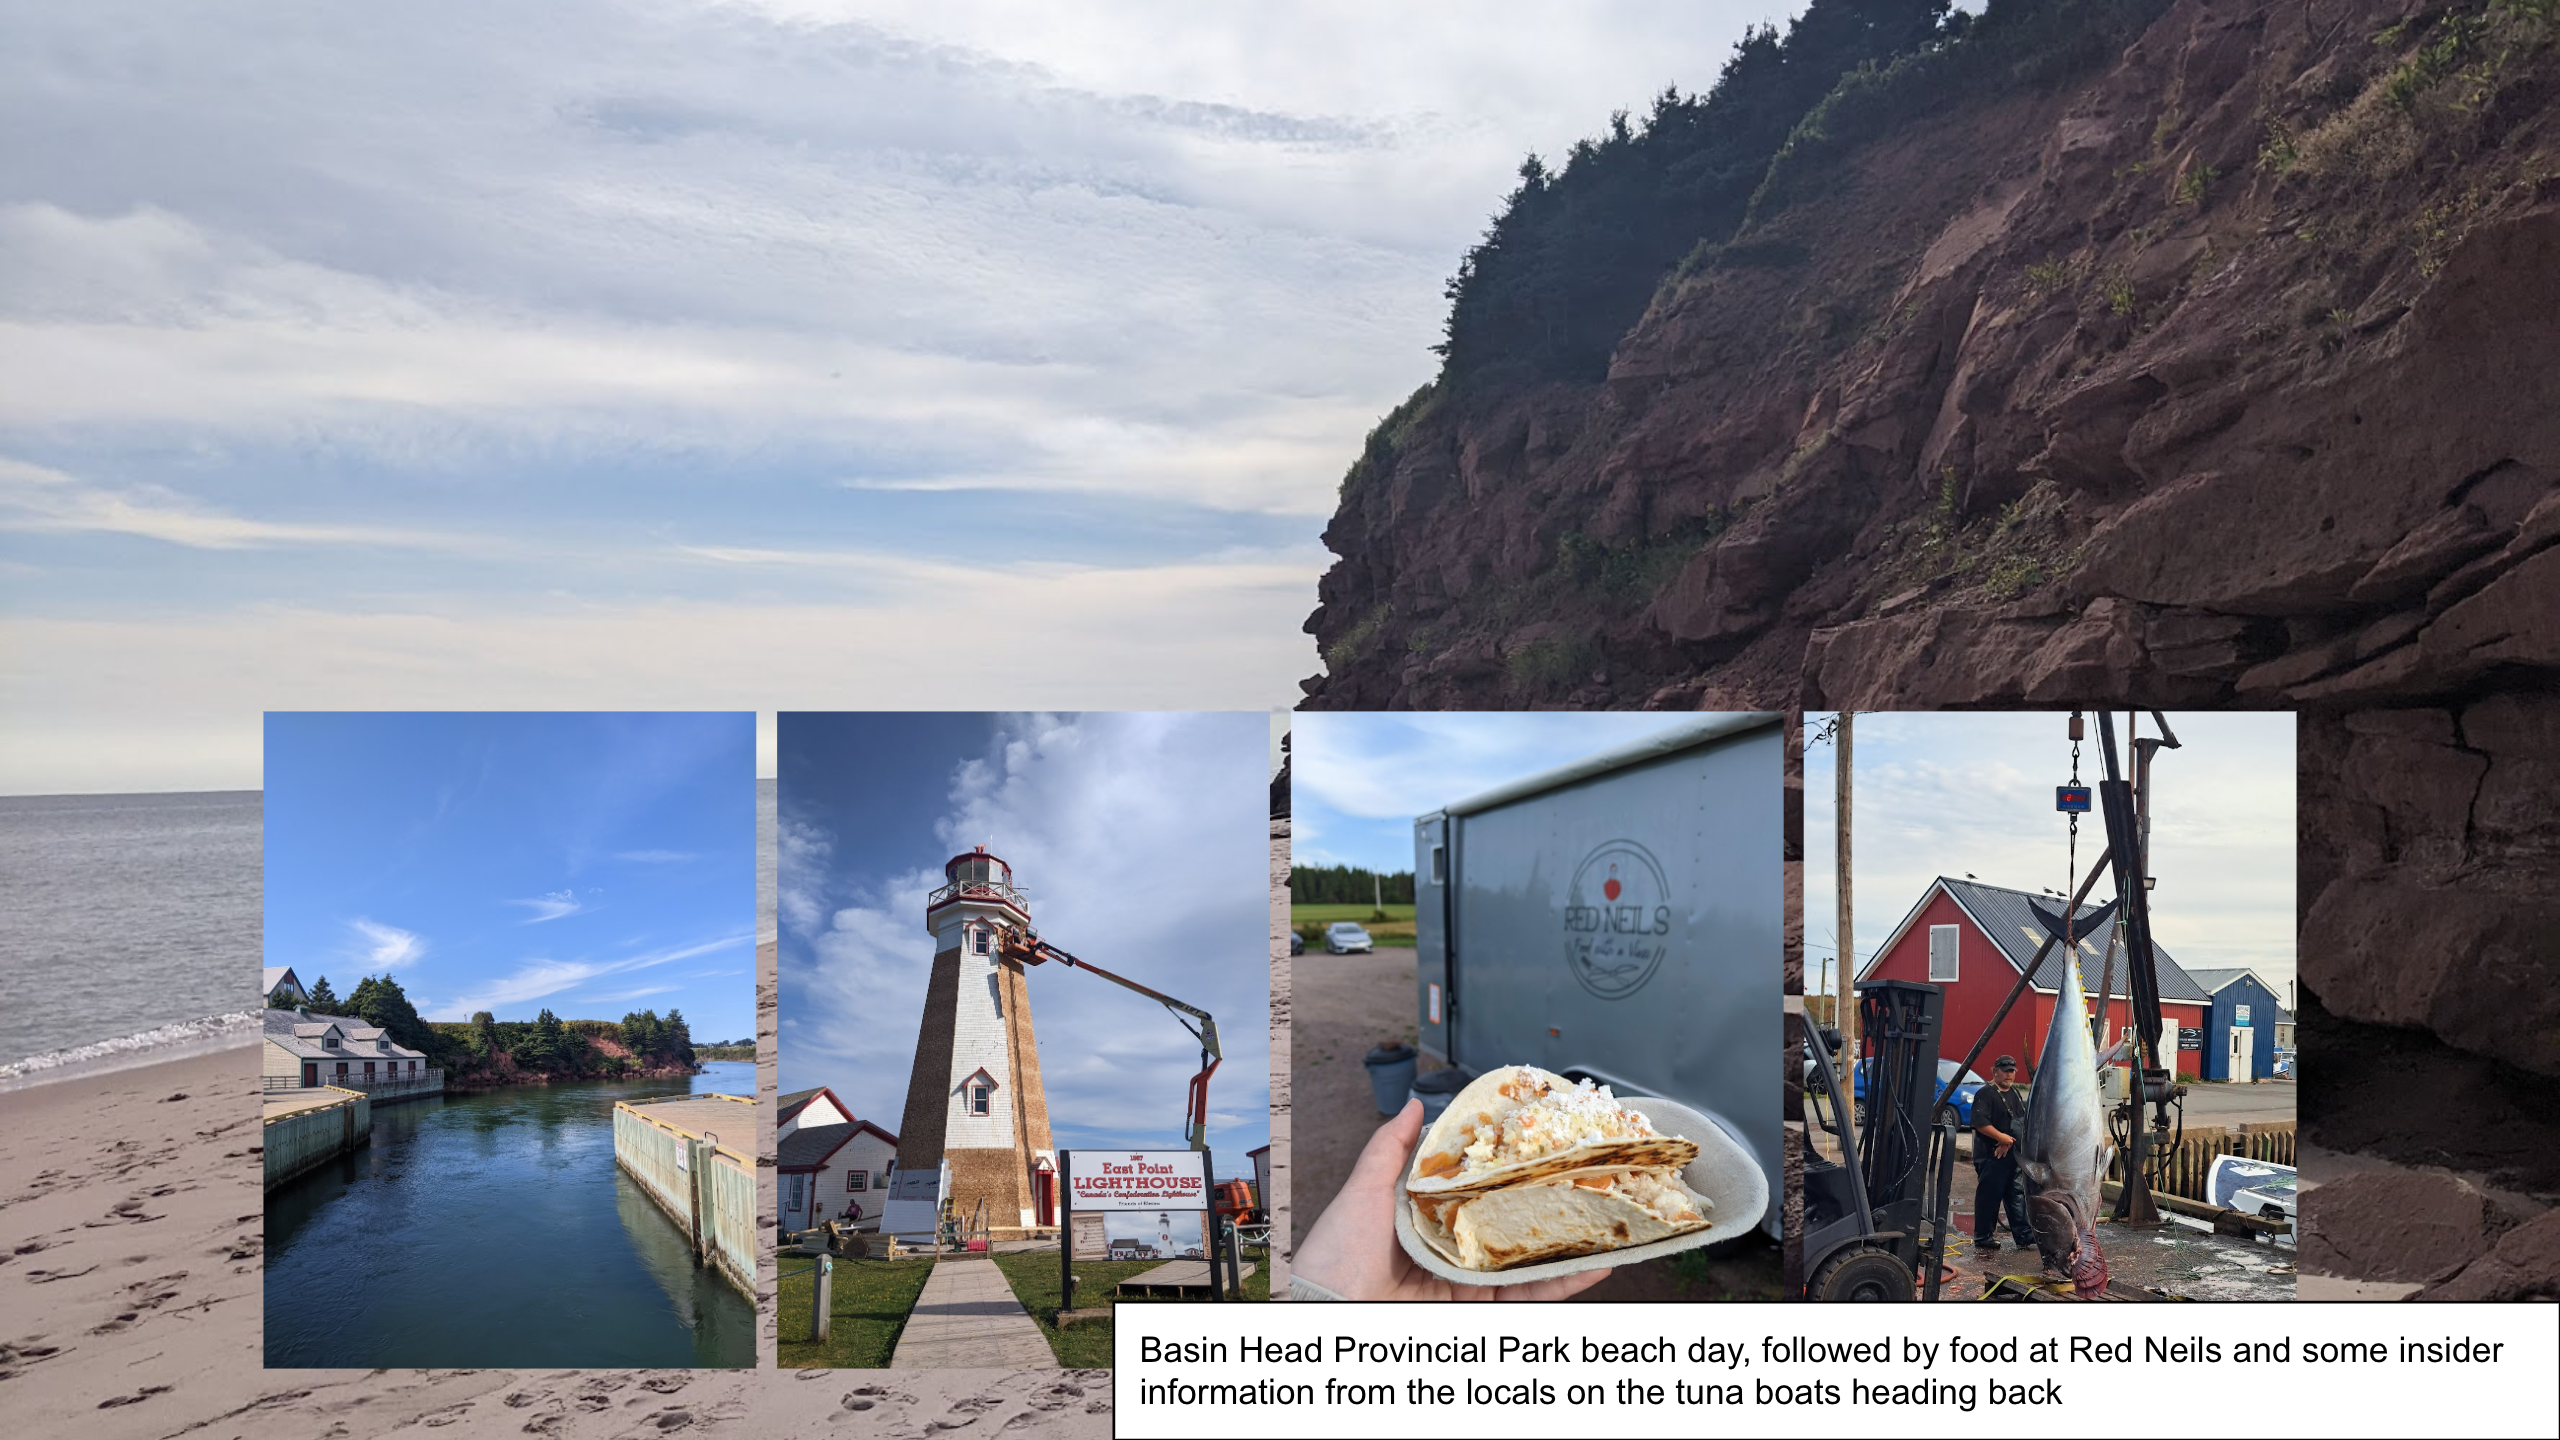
[1414,812,1452,1062]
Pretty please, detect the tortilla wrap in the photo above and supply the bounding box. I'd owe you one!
[1410,1165,1712,1272]
[1406,1064,1696,1193]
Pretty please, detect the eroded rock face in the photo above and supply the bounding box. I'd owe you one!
[2418,1209,2560,1301]
[2299,1170,2511,1284]
[1306,0,2560,1289]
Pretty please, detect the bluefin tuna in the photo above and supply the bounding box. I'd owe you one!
[2018,951,2113,1297]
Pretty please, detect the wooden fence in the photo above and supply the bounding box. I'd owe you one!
[263,1086,370,1191]
[613,1096,757,1297]
[2107,1121,2294,1203]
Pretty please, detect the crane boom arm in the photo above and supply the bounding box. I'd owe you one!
[1003,933,1222,1149]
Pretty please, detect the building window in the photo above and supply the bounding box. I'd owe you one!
[324,1036,339,1048]
[1928,924,1959,981]
[364,1061,376,1077]
[970,1085,990,1116]
[786,1174,805,1211]
[848,1170,867,1192]
[335,1062,348,1077]
[972,927,990,955]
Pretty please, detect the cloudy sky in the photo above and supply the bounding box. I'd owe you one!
[263,711,757,1039]
[777,711,1269,1176]
[1805,711,2299,1009]
[1292,712,1700,873]
[0,1,1778,795]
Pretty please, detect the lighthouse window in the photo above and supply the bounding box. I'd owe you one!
[972,928,989,955]
[970,1085,990,1116]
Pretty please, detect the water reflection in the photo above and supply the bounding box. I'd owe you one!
[264,1062,755,1367]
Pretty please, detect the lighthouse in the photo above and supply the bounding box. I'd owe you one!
[888,846,1057,1235]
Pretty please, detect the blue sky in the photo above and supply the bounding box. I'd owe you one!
[0,0,1789,795]
[778,711,1270,1176]
[1805,711,2298,1010]
[1292,713,1710,874]
[263,712,756,1039]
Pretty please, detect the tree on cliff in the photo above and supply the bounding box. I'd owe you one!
[347,974,438,1060]
[663,1009,696,1066]
[1434,0,1953,393]
[304,975,340,1012]
[621,1008,663,1058]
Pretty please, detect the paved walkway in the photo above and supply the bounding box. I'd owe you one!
[888,1258,1058,1369]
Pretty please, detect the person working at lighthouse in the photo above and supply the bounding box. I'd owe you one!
[1970,1055,2033,1254]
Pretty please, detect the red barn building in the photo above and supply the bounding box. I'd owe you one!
[1859,877,2209,1081]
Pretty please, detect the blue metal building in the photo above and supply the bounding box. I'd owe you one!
[2186,967,2288,1082]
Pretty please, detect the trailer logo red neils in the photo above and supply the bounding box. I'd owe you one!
[1561,839,1673,999]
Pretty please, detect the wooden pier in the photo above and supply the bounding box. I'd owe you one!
[262,1086,370,1191]
[613,1094,757,1297]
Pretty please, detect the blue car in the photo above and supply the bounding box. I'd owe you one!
[1834,1058,1988,1127]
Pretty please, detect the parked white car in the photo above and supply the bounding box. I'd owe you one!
[1325,921,1374,954]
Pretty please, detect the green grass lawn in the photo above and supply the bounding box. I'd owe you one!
[774,1254,936,1368]
[1292,903,1415,923]
[992,1246,1272,1367]
[1292,903,1417,947]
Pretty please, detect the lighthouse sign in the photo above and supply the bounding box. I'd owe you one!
[1063,1149,1207,1211]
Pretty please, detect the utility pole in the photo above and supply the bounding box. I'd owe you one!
[1835,713,1856,1079]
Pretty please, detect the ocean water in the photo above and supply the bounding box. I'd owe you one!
[266,1061,759,1367]
[0,791,263,1075]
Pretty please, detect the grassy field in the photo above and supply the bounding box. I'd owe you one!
[1291,903,1416,923]
[1292,903,1416,947]
[774,1254,936,1368]
[992,1246,1273,1367]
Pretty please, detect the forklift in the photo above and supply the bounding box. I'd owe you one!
[1801,978,1960,1301]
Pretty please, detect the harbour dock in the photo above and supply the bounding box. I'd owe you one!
[263,1085,370,1191]
[613,1093,757,1297]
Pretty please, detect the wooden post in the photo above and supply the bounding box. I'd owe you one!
[687,1136,709,1260]
[1204,1148,1221,1302]
[1058,1150,1075,1316]
[812,1253,833,1342]
[1835,714,1857,1079]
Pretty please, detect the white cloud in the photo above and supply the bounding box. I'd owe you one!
[0,562,1315,794]
[435,932,752,1019]
[511,889,587,923]
[347,917,427,969]
[777,815,838,939]
[0,455,465,552]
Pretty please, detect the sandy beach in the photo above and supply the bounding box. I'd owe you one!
[2,1034,1110,1437]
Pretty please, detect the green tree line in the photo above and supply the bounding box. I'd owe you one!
[1289,864,1416,906]
[274,971,701,1079]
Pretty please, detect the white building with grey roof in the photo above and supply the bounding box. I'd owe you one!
[263,1006,441,1102]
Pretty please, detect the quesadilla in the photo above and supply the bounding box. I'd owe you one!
[1402,1065,1712,1272]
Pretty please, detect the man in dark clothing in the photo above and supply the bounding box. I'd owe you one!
[1971,1055,2033,1252]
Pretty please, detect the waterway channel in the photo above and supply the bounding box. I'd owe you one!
[265,1060,756,1367]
